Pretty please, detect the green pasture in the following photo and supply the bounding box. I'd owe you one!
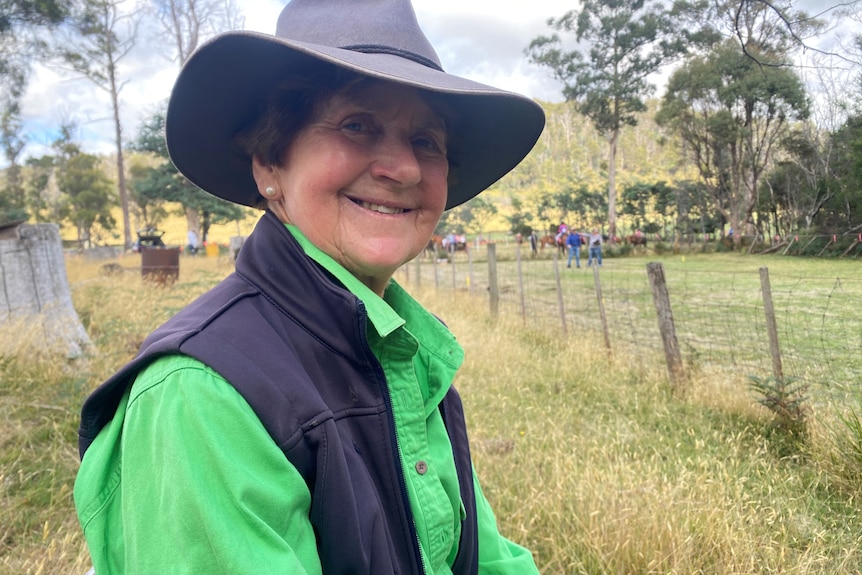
[2,251,862,573]
[408,247,862,408]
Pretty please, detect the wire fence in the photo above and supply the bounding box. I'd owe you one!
[400,245,862,406]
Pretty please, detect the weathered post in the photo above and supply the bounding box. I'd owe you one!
[467,248,474,292]
[759,267,783,379]
[592,263,611,355]
[553,251,567,335]
[451,252,457,291]
[487,243,499,317]
[414,256,421,286]
[647,262,683,387]
[516,244,526,322]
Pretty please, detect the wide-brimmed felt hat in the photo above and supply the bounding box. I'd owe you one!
[165,0,545,210]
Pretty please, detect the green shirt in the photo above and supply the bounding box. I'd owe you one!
[75,225,538,574]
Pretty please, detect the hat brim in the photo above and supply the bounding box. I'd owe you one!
[166,31,545,210]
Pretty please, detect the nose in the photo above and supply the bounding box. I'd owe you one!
[369,134,422,188]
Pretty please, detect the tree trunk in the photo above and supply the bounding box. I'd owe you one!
[607,127,619,241]
[0,223,91,357]
[185,207,201,243]
[110,68,132,251]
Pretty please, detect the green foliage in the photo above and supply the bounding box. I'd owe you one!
[526,0,696,238]
[526,0,689,136]
[129,109,245,238]
[748,375,808,442]
[826,407,862,495]
[657,40,809,237]
[57,151,116,242]
[0,97,28,224]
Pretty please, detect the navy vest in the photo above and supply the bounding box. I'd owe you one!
[78,211,479,575]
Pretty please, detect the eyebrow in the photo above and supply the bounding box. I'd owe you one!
[339,86,448,133]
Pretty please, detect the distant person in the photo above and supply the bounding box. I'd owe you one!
[555,220,568,243]
[566,228,582,268]
[588,229,603,267]
[73,0,544,573]
[529,230,538,256]
[186,228,199,255]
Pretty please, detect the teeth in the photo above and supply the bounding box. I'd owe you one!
[359,201,404,215]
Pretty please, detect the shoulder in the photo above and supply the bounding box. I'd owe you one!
[129,355,236,405]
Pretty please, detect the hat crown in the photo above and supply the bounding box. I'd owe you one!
[276,0,443,70]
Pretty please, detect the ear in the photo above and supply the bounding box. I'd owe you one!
[251,156,280,199]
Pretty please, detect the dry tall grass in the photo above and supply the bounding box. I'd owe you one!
[2,254,861,574]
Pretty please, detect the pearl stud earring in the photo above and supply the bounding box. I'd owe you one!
[264,186,275,197]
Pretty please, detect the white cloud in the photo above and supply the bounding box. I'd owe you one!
[15,0,859,164]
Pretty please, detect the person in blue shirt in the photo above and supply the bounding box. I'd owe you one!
[566,229,583,268]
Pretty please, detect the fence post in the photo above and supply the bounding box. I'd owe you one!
[647,262,683,387]
[467,248,474,292]
[414,256,421,286]
[433,253,439,288]
[451,253,457,291]
[592,263,611,355]
[516,244,526,322]
[759,267,784,379]
[487,243,499,317]
[553,251,568,335]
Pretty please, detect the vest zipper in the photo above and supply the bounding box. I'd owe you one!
[356,304,427,575]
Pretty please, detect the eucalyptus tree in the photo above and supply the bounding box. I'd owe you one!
[0,0,69,223]
[151,0,243,238]
[129,108,245,241]
[526,0,702,241]
[0,98,27,223]
[56,0,142,249]
[0,0,69,97]
[656,40,809,244]
[34,122,117,246]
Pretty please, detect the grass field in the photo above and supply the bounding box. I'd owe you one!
[2,251,862,573]
[408,246,862,407]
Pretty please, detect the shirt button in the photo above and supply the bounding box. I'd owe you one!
[415,460,428,475]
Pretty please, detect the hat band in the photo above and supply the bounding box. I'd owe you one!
[342,44,443,72]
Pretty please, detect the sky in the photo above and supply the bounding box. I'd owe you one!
[17,0,577,161]
[16,0,854,162]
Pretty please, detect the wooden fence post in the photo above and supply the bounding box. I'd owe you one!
[467,248,474,292]
[487,243,499,317]
[647,262,683,386]
[553,251,568,335]
[451,253,457,291]
[414,256,421,286]
[759,266,784,379]
[433,253,439,288]
[592,263,611,355]
[516,244,526,322]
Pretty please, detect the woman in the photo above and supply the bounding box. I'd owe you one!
[75,0,544,573]
[588,229,603,267]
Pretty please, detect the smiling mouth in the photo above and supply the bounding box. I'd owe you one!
[354,199,409,215]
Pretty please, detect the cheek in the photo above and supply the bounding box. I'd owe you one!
[425,164,450,213]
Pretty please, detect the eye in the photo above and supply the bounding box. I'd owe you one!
[412,132,446,155]
[343,121,364,133]
[340,114,376,135]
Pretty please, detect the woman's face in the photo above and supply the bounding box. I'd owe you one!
[253,81,449,296]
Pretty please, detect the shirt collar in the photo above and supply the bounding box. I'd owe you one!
[285,225,405,338]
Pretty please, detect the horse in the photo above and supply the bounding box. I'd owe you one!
[625,234,648,248]
[426,234,444,258]
[540,234,567,255]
